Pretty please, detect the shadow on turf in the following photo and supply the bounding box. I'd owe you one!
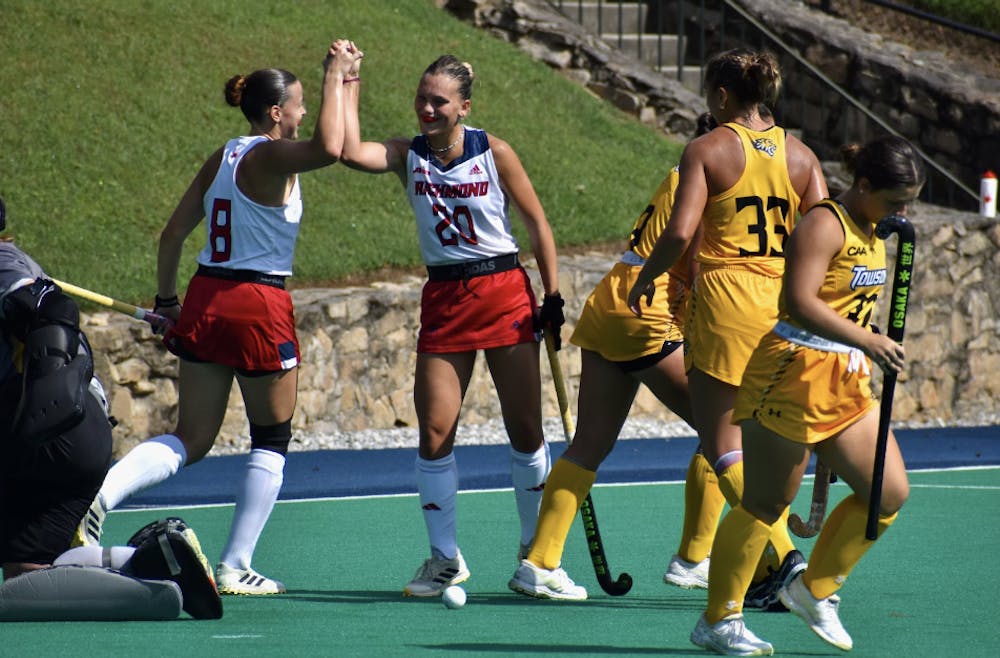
[284,589,704,611]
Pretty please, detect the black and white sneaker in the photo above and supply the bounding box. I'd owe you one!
[745,549,806,611]
[403,552,470,597]
[216,563,287,595]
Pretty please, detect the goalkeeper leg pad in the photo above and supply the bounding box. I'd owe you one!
[0,565,181,621]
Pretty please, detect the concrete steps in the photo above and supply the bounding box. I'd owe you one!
[556,1,703,93]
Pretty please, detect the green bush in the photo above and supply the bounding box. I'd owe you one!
[911,0,1000,33]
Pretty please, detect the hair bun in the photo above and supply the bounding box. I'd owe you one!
[224,74,247,107]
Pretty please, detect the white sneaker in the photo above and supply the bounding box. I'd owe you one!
[778,573,853,650]
[664,553,709,589]
[508,559,587,601]
[71,493,107,547]
[690,613,774,656]
[403,552,470,597]
[216,563,286,595]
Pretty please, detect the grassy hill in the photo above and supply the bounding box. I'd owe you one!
[0,0,684,305]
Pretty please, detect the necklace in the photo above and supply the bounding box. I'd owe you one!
[429,130,464,155]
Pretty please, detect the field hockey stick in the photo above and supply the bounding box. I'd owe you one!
[544,334,633,596]
[866,214,916,540]
[788,459,834,538]
[52,279,171,332]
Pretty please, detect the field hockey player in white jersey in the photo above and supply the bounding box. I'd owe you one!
[341,52,564,597]
[74,40,363,596]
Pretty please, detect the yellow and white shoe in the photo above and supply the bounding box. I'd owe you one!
[71,493,107,548]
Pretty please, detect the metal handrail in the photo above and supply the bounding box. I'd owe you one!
[725,0,978,201]
[544,0,982,208]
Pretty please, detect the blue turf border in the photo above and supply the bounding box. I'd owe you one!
[121,426,1000,507]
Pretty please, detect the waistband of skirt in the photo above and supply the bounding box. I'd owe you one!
[772,320,853,353]
[426,253,519,282]
[619,250,646,266]
[196,265,287,289]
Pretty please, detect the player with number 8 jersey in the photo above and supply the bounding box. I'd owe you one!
[77,40,363,597]
[342,53,563,597]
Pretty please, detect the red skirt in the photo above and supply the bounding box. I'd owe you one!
[417,267,538,353]
[164,274,300,371]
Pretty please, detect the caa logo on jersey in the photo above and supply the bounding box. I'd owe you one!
[412,166,430,176]
[752,138,777,157]
[469,164,484,176]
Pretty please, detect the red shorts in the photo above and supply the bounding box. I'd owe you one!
[417,266,538,353]
[164,275,300,372]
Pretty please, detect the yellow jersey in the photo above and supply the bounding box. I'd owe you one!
[778,199,886,330]
[698,123,800,277]
[570,167,692,359]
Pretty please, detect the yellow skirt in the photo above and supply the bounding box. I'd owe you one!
[683,267,782,386]
[733,331,876,444]
[570,262,686,361]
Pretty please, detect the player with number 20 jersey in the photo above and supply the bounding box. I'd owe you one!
[406,127,537,353]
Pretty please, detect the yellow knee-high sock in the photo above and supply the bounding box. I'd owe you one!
[761,507,796,573]
[526,458,596,570]
[718,460,791,580]
[804,494,898,599]
[678,452,726,563]
[716,460,743,509]
[705,505,772,623]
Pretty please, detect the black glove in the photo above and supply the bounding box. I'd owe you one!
[536,292,566,351]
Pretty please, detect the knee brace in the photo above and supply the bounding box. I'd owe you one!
[249,419,292,455]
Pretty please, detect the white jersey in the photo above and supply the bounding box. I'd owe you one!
[199,136,302,276]
[405,127,518,265]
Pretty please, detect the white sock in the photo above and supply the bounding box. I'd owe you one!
[416,453,458,560]
[218,448,285,570]
[510,443,551,547]
[99,434,187,510]
[53,545,135,569]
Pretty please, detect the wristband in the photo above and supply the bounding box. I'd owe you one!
[155,294,179,308]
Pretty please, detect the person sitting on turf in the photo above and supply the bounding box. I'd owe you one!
[0,197,220,621]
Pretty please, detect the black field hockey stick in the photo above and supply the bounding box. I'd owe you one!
[788,459,835,538]
[867,214,916,540]
[52,279,171,332]
[544,335,633,596]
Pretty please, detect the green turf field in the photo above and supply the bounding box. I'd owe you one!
[4,467,999,657]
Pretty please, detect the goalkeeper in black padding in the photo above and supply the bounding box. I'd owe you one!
[0,197,221,621]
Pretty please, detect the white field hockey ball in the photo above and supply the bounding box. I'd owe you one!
[442,585,466,609]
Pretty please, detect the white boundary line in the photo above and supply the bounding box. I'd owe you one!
[111,464,1000,512]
